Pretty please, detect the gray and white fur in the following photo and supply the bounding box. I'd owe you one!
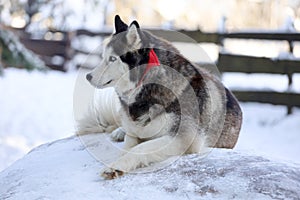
[86,15,242,179]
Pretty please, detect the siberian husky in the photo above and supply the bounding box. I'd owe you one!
[85,15,242,179]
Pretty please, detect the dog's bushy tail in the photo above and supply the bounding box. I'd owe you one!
[75,88,121,135]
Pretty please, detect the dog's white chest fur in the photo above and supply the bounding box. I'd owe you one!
[120,107,175,139]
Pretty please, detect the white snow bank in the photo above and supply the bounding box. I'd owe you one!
[0,69,75,171]
[235,103,300,164]
[0,135,300,200]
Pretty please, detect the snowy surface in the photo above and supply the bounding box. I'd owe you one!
[1,68,300,174]
[234,103,300,164]
[0,135,300,200]
[0,69,75,171]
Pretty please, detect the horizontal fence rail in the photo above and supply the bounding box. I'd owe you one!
[217,53,300,86]
[216,53,300,113]
[233,91,300,107]
[223,32,300,42]
[8,26,300,113]
[232,91,300,114]
[20,38,69,57]
[218,53,300,75]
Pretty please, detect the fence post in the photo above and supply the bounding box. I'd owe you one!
[288,40,294,54]
[287,106,293,115]
[64,31,75,71]
[287,73,293,88]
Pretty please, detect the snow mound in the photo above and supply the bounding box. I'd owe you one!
[0,135,300,200]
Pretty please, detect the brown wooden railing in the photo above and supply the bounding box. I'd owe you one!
[10,27,300,113]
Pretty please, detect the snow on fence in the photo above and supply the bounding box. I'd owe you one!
[12,27,300,113]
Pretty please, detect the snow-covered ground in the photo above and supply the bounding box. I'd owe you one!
[1,68,300,173]
[1,135,300,200]
[0,69,75,171]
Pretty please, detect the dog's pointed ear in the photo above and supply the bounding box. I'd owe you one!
[126,21,141,45]
[114,15,128,33]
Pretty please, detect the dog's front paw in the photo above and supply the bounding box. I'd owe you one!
[110,128,125,142]
[101,168,124,180]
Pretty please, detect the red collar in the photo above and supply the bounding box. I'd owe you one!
[136,49,160,87]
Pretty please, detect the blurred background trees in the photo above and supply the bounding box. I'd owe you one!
[0,28,46,71]
[0,0,300,72]
[1,0,300,31]
[1,0,300,38]
[0,0,110,31]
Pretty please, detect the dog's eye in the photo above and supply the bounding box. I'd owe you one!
[109,56,117,62]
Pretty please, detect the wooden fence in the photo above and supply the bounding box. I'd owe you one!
[12,27,300,113]
[149,30,300,114]
[215,33,300,114]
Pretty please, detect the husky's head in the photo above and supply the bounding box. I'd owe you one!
[86,15,154,93]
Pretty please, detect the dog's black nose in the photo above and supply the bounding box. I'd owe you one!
[86,73,92,81]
